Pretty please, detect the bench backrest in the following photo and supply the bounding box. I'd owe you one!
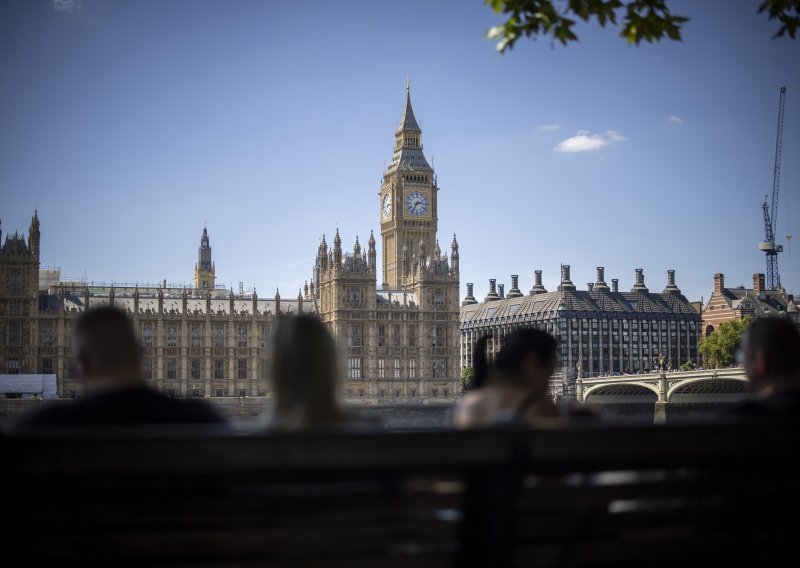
[4,422,799,567]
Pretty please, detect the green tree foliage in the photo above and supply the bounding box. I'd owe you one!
[699,317,754,369]
[680,359,696,371]
[460,366,475,393]
[485,0,799,50]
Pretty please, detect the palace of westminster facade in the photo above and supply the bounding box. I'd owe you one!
[1,86,709,400]
[0,87,462,401]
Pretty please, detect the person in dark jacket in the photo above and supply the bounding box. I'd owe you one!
[727,317,800,418]
[15,306,225,430]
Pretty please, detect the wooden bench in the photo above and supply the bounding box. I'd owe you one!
[4,421,799,567]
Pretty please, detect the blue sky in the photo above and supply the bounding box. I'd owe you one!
[1,0,798,302]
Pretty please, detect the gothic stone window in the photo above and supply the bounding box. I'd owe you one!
[238,358,247,380]
[191,323,202,347]
[432,325,446,348]
[378,358,385,378]
[378,325,386,347]
[432,357,447,378]
[215,388,225,397]
[8,320,22,346]
[260,324,269,348]
[349,288,361,305]
[9,270,21,294]
[394,358,400,378]
[347,357,362,379]
[393,325,401,347]
[191,359,201,380]
[167,325,177,347]
[409,358,416,379]
[143,358,152,379]
[213,324,225,348]
[237,325,248,348]
[434,289,445,308]
[41,358,53,374]
[142,322,154,347]
[408,325,416,347]
[214,358,225,379]
[166,359,177,379]
[40,322,54,346]
[347,324,363,347]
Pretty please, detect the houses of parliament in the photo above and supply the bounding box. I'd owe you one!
[0,86,462,401]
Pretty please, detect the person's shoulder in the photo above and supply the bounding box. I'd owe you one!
[14,401,77,430]
[156,394,227,424]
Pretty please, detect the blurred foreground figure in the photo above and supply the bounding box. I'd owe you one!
[455,329,564,428]
[15,306,225,429]
[729,318,800,418]
[267,314,379,431]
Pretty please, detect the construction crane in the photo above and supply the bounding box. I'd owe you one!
[758,86,786,291]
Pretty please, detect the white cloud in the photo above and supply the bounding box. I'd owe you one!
[53,0,82,12]
[555,133,607,152]
[554,129,626,153]
[536,123,561,132]
[669,115,683,124]
[605,130,626,142]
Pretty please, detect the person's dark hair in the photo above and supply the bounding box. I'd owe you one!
[270,314,341,427]
[745,318,800,376]
[74,306,141,371]
[495,328,558,380]
[470,328,558,389]
[470,334,492,390]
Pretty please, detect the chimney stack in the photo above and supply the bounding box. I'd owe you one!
[587,283,594,292]
[507,274,523,298]
[631,268,648,292]
[714,273,725,294]
[753,273,765,295]
[612,279,619,293]
[485,278,500,302]
[558,264,576,291]
[664,269,680,294]
[498,283,505,299]
[530,270,547,295]
[594,266,610,291]
[462,282,478,306]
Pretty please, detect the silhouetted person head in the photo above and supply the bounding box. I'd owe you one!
[269,314,342,429]
[471,328,557,393]
[740,318,800,397]
[74,306,143,393]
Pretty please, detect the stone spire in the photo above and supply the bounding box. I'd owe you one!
[28,210,40,259]
[388,80,430,173]
[367,231,376,271]
[194,224,215,289]
[397,78,421,133]
[450,234,459,274]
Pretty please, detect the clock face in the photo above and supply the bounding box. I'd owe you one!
[382,194,392,218]
[405,191,429,216]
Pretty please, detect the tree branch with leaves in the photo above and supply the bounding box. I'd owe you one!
[485,0,799,50]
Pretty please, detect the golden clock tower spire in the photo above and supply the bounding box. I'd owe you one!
[380,82,438,289]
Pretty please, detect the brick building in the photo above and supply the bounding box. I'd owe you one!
[702,272,799,336]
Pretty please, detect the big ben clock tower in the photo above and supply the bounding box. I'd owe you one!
[380,81,438,289]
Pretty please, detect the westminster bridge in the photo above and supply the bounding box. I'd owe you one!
[577,368,751,424]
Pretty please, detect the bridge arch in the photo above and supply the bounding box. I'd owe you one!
[667,377,750,403]
[584,382,659,403]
